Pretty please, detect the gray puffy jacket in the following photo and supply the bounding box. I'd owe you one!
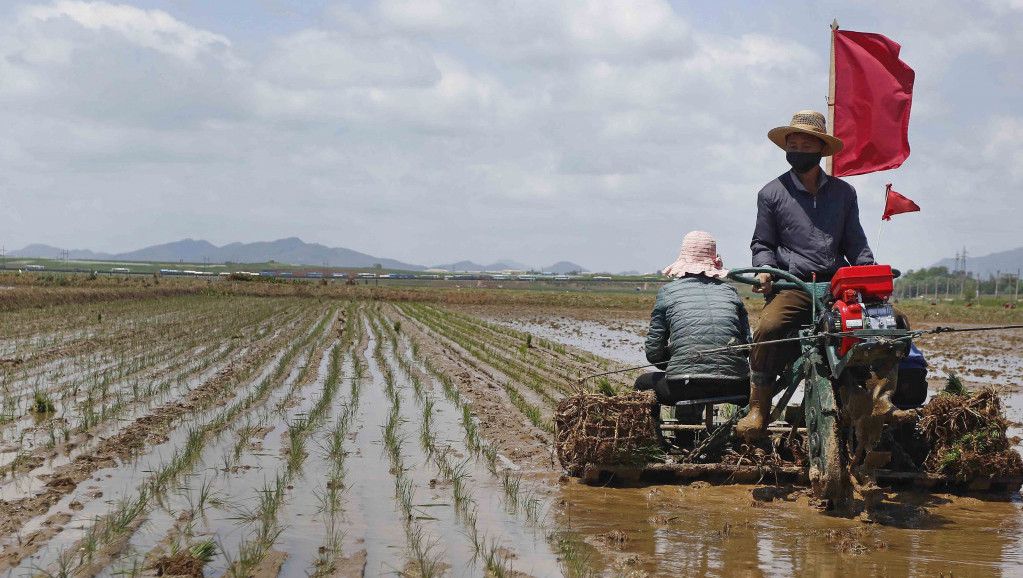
[645,276,751,382]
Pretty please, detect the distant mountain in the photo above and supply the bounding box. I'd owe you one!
[11,238,603,274]
[118,239,219,262]
[495,258,528,270]
[431,260,589,273]
[932,247,1023,277]
[10,244,115,260]
[432,260,525,272]
[544,261,586,274]
[12,237,424,270]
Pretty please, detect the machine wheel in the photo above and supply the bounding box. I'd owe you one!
[804,362,852,508]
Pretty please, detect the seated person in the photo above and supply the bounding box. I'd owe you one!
[635,231,751,405]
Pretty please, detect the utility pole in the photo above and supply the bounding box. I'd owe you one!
[995,270,1001,298]
[958,247,966,298]
[1010,265,1018,302]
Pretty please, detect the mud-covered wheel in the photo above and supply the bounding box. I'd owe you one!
[804,365,852,508]
[808,413,846,506]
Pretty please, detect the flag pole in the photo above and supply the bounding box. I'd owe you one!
[826,19,838,177]
[876,183,891,259]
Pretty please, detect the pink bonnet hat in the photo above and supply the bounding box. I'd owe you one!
[662,231,727,279]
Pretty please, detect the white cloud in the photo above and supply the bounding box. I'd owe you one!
[18,1,233,62]
[259,29,438,90]
[0,0,1020,271]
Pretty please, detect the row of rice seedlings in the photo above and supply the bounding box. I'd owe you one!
[398,304,565,409]
[392,304,555,434]
[365,315,447,578]
[5,295,265,395]
[386,308,596,576]
[225,307,361,574]
[13,302,307,472]
[4,343,230,480]
[311,306,365,576]
[0,294,205,359]
[444,310,591,394]
[224,472,289,577]
[416,304,627,384]
[2,298,302,451]
[379,313,551,576]
[30,305,332,575]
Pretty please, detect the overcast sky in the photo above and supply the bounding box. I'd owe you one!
[1,0,1020,272]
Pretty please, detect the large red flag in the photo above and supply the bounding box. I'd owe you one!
[832,30,915,177]
[882,184,920,221]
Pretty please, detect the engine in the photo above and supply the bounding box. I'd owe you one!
[828,265,898,355]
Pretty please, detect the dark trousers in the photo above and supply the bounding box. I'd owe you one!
[749,289,911,378]
[634,372,748,405]
[749,290,812,377]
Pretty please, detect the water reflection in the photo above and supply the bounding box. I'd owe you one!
[556,474,1023,575]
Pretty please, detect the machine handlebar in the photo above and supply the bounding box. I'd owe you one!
[727,267,813,293]
[727,267,902,293]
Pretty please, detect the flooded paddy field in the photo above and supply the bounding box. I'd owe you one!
[463,302,1023,576]
[3,292,1023,576]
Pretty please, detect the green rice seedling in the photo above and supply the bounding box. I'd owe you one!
[407,523,443,578]
[595,377,618,397]
[549,530,594,578]
[32,547,78,578]
[720,403,739,420]
[314,471,348,514]
[504,383,553,433]
[481,445,500,476]
[450,459,473,514]
[461,404,478,445]
[484,541,514,578]
[189,539,217,563]
[944,372,968,396]
[419,398,436,452]
[462,508,484,560]
[523,495,545,525]
[311,524,345,577]
[501,471,522,512]
[32,390,56,414]
[188,476,220,517]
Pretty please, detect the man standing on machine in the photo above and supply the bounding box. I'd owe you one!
[736,110,875,441]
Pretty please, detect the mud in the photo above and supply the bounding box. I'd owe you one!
[481,306,1023,576]
[5,296,1023,576]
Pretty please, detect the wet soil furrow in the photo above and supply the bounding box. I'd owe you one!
[371,311,566,577]
[0,303,306,490]
[0,305,330,571]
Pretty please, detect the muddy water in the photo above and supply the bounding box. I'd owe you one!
[345,334,412,575]
[487,313,648,365]
[391,335,564,577]
[488,311,1023,576]
[559,481,1023,576]
[5,334,303,573]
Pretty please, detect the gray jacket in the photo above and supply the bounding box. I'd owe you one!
[751,170,874,281]
[645,276,751,382]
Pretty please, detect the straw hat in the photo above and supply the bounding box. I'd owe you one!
[767,110,844,156]
[663,231,727,279]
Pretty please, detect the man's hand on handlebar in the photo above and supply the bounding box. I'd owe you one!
[752,272,773,295]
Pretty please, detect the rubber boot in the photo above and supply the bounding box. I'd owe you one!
[736,375,773,442]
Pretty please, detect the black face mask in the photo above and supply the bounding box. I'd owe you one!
[786,151,822,174]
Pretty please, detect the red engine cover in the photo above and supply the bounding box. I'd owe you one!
[833,299,863,355]
[830,265,894,301]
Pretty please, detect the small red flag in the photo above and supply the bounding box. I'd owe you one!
[833,30,915,177]
[882,184,920,221]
